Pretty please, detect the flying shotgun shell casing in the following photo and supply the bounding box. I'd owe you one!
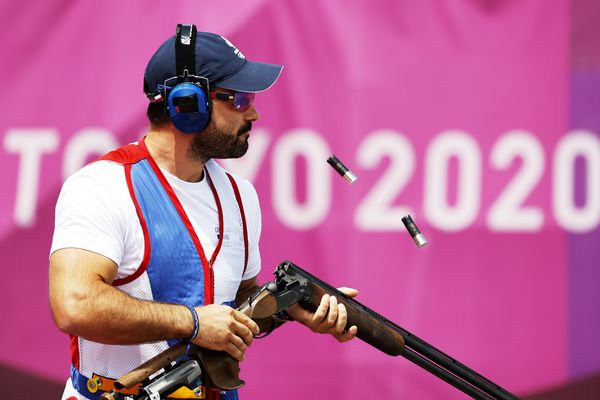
[327,155,358,184]
[402,214,427,248]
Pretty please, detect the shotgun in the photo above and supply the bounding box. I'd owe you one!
[103,261,519,400]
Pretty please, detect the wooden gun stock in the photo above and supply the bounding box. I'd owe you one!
[114,289,279,392]
[192,288,280,390]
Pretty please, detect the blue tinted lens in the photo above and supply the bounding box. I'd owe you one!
[233,92,255,111]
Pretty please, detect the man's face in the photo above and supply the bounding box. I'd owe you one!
[188,88,259,161]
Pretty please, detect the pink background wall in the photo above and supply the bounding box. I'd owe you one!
[2,1,599,398]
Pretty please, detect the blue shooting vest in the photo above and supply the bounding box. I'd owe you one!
[82,139,242,400]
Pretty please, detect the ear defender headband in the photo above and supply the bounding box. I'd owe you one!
[166,24,211,133]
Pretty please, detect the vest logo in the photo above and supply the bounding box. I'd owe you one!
[215,226,243,248]
[221,36,245,59]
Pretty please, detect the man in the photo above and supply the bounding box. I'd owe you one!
[49,24,357,400]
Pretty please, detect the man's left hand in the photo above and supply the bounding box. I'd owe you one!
[286,287,358,343]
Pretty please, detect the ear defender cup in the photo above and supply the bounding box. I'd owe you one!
[168,82,210,133]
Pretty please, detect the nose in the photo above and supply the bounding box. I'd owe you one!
[244,103,259,122]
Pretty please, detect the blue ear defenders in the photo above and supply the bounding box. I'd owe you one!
[168,81,210,133]
[167,24,211,133]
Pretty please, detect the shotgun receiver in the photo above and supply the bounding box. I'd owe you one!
[104,260,519,400]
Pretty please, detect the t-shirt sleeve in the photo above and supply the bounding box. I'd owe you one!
[239,180,262,281]
[50,163,127,266]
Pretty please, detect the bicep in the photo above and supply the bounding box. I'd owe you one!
[50,247,118,284]
[49,248,118,328]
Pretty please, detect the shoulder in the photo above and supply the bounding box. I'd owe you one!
[61,160,127,194]
[57,160,132,216]
[98,143,146,164]
[51,160,135,265]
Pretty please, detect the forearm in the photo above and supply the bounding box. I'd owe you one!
[49,249,194,344]
[51,275,192,345]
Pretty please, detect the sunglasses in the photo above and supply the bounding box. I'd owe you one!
[211,91,255,112]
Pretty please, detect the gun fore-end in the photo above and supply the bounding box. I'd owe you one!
[275,261,405,356]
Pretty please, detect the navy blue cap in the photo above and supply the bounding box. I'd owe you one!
[144,31,283,96]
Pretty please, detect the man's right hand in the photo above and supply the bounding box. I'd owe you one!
[191,304,260,361]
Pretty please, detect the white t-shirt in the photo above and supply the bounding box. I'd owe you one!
[51,159,261,305]
[52,157,263,399]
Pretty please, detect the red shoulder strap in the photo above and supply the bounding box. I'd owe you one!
[98,142,147,165]
[225,172,249,274]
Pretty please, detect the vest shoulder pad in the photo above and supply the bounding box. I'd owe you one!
[98,143,146,165]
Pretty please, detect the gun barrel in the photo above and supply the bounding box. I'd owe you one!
[275,261,520,400]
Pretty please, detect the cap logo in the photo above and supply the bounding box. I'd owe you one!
[221,36,245,60]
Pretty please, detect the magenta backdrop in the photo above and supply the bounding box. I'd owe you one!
[3,1,600,399]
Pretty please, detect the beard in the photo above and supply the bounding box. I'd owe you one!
[188,120,251,161]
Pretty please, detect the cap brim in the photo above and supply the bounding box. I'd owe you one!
[216,61,283,93]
